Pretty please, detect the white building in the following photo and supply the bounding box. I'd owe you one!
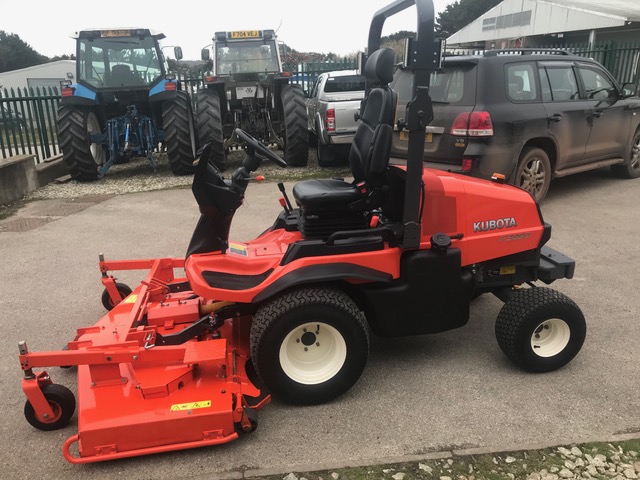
[447,0,640,50]
[0,60,76,92]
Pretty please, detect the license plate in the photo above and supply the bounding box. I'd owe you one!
[230,30,260,39]
[399,131,433,142]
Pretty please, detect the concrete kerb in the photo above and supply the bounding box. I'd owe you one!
[36,153,69,187]
[0,154,37,204]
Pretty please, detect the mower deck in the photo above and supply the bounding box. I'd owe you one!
[19,257,268,463]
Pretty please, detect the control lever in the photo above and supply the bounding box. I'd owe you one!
[278,182,294,213]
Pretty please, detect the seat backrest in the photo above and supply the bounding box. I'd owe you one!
[110,64,136,86]
[349,48,397,188]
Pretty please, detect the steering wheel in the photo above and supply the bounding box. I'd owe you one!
[235,128,287,168]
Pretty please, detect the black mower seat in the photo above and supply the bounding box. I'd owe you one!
[292,178,363,211]
[293,47,396,216]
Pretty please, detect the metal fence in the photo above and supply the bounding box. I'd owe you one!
[0,87,61,162]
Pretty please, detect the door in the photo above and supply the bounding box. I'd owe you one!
[576,63,629,161]
[539,63,591,169]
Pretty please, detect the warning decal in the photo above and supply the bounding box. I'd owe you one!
[170,400,212,412]
[123,294,137,303]
[229,243,248,256]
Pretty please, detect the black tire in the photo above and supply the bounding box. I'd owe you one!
[57,105,105,182]
[495,287,586,373]
[280,84,309,167]
[196,90,227,171]
[251,287,369,405]
[515,147,551,202]
[611,128,640,179]
[101,282,133,311]
[162,91,197,175]
[24,384,76,431]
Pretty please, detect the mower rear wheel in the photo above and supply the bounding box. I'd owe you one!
[162,91,197,175]
[251,287,368,405]
[495,287,586,373]
[280,84,309,167]
[24,384,76,431]
[101,282,132,311]
[57,106,104,182]
[196,90,227,171]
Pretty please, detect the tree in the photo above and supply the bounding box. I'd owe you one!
[436,0,501,37]
[0,31,49,73]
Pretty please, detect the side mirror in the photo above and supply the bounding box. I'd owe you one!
[174,46,183,61]
[622,82,637,98]
[201,48,211,62]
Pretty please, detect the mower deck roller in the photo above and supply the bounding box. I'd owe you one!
[19,258,267,463]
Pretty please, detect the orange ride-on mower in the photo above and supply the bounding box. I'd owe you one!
[17,0,585,464]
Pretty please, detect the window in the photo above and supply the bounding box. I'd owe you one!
[324,75,365,93]
[216,41,279,74]
[543,66,580,101]
[578,66,616,100]
[506,63,538,102]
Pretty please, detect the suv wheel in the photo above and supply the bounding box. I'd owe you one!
[515,147,551,202]
[611,129,640,179]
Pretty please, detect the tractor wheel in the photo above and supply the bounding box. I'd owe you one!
[495,287,586,373]
[101,282,133,311]
[57,105,105,182]
[515,147,551,202]
[280,84,309,167]
[24,384,76,431]
[611,128,640,179]
[196,90,227,171]
[251,287,369,405]
[162,91,197,175]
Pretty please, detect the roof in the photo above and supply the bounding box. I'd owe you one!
[447,0,640,46]
[0,60,75,76]
[550,0,640,21]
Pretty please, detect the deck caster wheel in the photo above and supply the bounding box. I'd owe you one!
[24,384,76,431]
[251,287,369,405]
[101,282,132,311]
[495,287,586,373]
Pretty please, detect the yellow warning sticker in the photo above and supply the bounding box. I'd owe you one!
[499,266,517,275]
[170,400,212,412]
[229,243,248,257]
[123,294,137,304]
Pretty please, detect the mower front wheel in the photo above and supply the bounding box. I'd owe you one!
[101,282,132,311]
[24,384,76,431]
[495,287,586,373]
[251,287,369,405]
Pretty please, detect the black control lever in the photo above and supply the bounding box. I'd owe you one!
[278,182,294,213]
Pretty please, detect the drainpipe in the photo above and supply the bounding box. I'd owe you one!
[588,29,596,51]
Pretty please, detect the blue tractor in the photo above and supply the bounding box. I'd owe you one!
[58,28,197,181]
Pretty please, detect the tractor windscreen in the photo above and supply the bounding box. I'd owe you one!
[78,36,163,88]
[215,41,279,75]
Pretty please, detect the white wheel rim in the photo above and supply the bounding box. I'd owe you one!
[530,319,570,357]
[279,322,347,385]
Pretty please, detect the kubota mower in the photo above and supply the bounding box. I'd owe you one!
[17,0,585,464]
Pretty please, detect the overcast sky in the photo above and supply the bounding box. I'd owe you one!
[2,0,451,60]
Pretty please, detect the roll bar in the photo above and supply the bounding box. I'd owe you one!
[366,0,441,249]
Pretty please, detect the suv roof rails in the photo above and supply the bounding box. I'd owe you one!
[484,48,572,56]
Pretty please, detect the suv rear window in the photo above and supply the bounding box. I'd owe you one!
[391,63,476,106]
[324,75,365,93]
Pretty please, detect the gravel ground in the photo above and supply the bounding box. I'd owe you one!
[26,148,351,200]
[269,440,640,480]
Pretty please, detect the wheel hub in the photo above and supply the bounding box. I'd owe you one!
[279,322,347,385]
[530,318,570,357]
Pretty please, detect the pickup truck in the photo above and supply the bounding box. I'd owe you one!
[306,70,365,166]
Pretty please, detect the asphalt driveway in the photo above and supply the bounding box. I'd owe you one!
[0,168,638,479]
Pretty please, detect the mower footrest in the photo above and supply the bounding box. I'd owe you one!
[538,246,575,284]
